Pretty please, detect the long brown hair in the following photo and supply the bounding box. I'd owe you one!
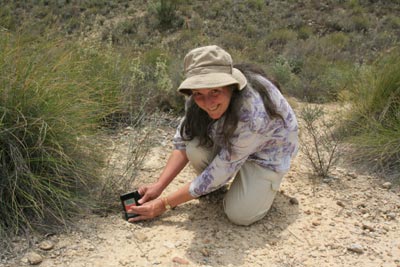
[180,63,284,153]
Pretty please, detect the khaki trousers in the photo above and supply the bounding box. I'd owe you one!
[186,140,285,226]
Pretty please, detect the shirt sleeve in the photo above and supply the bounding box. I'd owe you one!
[189,121,273,197]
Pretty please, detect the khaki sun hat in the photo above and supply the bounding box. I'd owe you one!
[178,45,247,95]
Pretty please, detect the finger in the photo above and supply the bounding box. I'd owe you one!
[128,215,150,223]
[138,186,147,196]
[128,205,149,215]
[138,196,147,205]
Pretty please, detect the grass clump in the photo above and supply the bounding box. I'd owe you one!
[343,49,400,176]
[0,32,122,240]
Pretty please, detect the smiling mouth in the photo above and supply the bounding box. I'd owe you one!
[208,106,218,112]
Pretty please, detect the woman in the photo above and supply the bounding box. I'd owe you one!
[129,45,298,225]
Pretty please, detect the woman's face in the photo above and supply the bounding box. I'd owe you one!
[191,86,232,119]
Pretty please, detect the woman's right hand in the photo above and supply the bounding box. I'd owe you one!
[137,181,164,205]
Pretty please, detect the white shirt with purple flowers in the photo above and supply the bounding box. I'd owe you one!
[173,75,299,198]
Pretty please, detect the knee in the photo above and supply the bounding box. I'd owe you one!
[224,202,265,226]
[225,212,255,226]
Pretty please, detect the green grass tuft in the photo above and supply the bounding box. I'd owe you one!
[343,49,400,175]
[0,31,122,236]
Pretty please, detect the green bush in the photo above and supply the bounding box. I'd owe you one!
[297,25,313,40]
[148,0,184,30]
[0,32,122,237]
[0,5,17,31]
[265,28,297,49]
[343,49,400,175]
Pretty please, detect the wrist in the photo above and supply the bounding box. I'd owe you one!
[161,196,173,211]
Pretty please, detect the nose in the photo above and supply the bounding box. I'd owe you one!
[203,94,215,107]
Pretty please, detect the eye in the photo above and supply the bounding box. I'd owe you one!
[192,91,202,99]
[210,89,222,97]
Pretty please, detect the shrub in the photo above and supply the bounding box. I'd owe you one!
[271,55,293,87]
[264,28,297,50]
[351,14,371,32]
[0,32,122,238]
[148,0,184,30]
[297,26,313,40]
[343,49,400,175]
[299,105,342,179]
[0,5,17,31]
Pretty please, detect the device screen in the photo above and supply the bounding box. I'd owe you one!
[124,198,136,211]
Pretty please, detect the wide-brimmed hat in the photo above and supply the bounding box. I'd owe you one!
[178,45,247,95]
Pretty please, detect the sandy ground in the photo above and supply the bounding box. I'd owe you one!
[1,112,400,267]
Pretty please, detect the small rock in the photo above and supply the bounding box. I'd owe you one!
[360,208,368,214]
[163,241,175,249]
[289,197,299,205]
[382,182,392,189]
[39,240,54,251]
[336,201,345,208]
[133,232,148,242]
[172,256,189,265]
[362,224,375,232]
[347,172,357,179]
[347,244,364,254]
[26,252,43,265]
[119,260,128,266]
[201,248,210,257]
[312,221,321,226]
[386,213,396,220]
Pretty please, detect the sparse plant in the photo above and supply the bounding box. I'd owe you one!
[299,105,342,179]
[98,113,157,204]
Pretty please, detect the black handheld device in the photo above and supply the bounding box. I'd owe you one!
[120,190,142,220]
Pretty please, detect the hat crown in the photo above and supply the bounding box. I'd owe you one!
[184,45,233,78]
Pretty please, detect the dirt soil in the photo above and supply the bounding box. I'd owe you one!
[1,110,400,267]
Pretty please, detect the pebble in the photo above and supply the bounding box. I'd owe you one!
[133,232,148,242]
[347,172,357,179]
[362,223,375,232]
[163,241,175,249]
[289,197,299,205]
[25,252,43,265]
[336,200,345,207]
[347,244,364,254]
[386,213,396,220]
[172,256,189,265]
[382,182,392,189]
[360,208,368,214]
[312,221,321,226]
[201,248,210,257]
[39,240,55,251]
[119,260,128,266]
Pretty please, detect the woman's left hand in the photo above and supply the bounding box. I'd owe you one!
[127,198,166,222]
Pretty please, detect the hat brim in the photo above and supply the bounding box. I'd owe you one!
[178,68,247,95]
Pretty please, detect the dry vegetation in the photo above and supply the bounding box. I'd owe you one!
[0,0,399,257]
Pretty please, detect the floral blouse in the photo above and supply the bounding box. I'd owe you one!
[173,74,299,198]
